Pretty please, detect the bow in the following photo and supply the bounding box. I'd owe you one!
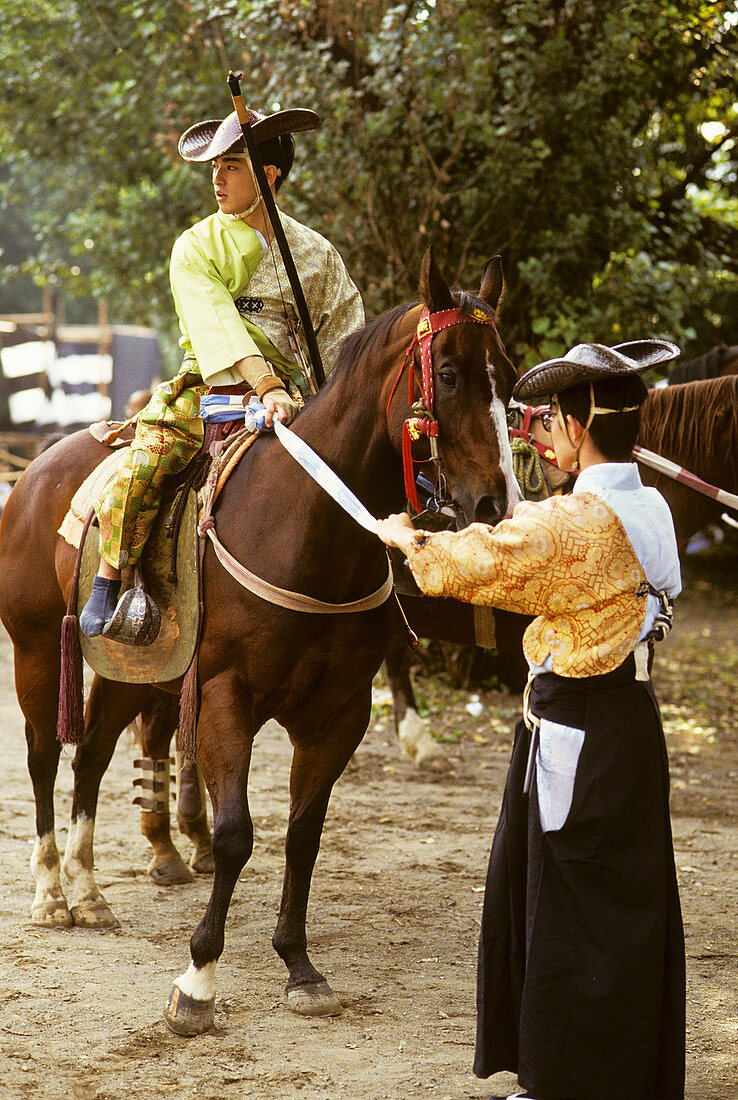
[227,71,326,388]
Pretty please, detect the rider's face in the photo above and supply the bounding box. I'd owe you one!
[211,155,257,215]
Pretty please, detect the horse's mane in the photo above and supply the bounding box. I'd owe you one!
[640,375,738,487]
[324,303,412,390]
[668,344,728,384]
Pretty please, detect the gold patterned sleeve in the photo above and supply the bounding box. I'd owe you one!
[405,500,559,615]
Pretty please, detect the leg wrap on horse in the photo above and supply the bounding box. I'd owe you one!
[133,756,172,815]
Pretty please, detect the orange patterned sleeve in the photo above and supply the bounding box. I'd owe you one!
[405,499,559,615]
[406,494,650,677]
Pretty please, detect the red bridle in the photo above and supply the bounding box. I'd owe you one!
[509,402,559,466]
[386,304,498,511]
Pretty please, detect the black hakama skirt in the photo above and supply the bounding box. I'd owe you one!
[474,657,685,1100]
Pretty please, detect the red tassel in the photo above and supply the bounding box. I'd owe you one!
[57,613,85,745]
[402,422,421,512]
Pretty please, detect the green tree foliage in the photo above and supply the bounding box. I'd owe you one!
[0,0,735,366]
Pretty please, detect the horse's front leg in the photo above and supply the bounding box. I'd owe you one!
[274,690,371,1017]
[135,690,196,886]
[164,669,255,1037]
[63,677,153,927]
[11,630,72,927]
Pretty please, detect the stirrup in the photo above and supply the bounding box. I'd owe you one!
[102,570,161,646]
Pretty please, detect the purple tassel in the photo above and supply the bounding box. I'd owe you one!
[57,612,85,745]
[57,507,95,746]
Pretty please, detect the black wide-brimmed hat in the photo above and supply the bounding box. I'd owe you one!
[178,107,321,162]
[512,339,680,403]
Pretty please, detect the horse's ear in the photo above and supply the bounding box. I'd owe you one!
[419,247,456,312]
[478,256,504,312]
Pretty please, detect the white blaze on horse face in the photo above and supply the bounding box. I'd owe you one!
[176,961,217,1001]
[487,354,523,513]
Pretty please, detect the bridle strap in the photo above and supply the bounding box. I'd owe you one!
[387,304,497,510]
[509,402,559,466]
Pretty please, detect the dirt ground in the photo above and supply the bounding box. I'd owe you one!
[0,545,736,1100]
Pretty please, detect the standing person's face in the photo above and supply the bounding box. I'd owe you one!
[211,155,279,215]
[546,397,584,472]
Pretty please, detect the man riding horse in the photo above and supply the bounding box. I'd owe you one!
[79,99,364,638]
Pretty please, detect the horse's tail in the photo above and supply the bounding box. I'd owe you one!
[57,510,95,745]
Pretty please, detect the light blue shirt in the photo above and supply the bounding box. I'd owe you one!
[573,462,681,639]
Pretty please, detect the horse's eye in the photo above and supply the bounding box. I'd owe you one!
[439,369,457,388]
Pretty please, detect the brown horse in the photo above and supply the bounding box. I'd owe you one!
[638,374,738,542]
[0,252,519,1031]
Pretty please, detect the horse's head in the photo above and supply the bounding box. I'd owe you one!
[393,250,520,528]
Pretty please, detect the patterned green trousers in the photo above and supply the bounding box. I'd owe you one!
[97,370,207,568]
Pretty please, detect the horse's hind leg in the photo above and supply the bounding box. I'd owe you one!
[63,676,154,927]
[274,691,372,1017]
[135,691,195,886]
[175,753,214,875]
[384,628,447,770]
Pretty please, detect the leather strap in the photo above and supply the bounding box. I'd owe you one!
[199,517,394,614]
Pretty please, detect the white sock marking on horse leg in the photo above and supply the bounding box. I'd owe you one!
[30,832,66,907]
[488,357,523,511]
[175,961,217,1001]
[63,814,102,905]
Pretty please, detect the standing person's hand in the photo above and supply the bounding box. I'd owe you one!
[375,512,422,554]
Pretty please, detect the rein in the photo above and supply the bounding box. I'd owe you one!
[197,302,498,613]
[387,304,498,511]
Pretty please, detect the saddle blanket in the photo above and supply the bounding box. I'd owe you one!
[59,449,129,550]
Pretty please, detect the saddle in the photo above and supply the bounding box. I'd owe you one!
[60,395,257,685]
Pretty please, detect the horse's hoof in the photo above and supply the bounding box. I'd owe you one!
[31,899,74,929]
[164,985,215,1036]
[286,981,343,1017]
[189,851,215,875]
[416,745,450,773]
[148,856,195,887]
[70,899,120,929]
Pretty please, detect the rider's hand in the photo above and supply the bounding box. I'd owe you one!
[261,387,299,427]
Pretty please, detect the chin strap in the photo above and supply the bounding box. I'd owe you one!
[388,304,497,511]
